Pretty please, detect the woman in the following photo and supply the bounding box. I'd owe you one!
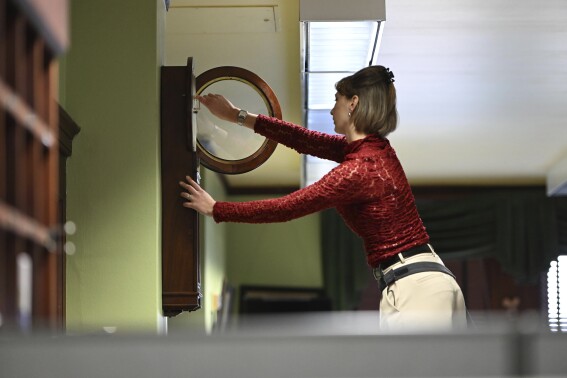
[180,65,467,330]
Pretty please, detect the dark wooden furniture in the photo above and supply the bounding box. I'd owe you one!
[1,0,68,332]
[160,57,282,316]
[160,58,201,317]
[239,285,332,314]
[57,105,80,326]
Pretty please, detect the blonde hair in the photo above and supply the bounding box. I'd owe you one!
[335,65,398,137]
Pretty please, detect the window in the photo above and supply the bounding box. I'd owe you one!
[547,255,567,332]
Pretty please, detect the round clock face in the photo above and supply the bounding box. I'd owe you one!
[195,66,281,175]
[196,79,267,161]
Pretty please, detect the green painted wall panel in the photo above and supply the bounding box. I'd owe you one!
[62,0,165,333]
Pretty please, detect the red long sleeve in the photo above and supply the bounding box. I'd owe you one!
[213,115,429,267]
[254,114,347,162]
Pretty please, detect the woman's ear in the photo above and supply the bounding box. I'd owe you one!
[350,95,359,112]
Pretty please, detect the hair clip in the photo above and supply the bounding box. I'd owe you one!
[385,67,395,83]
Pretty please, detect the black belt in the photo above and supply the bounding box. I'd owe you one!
[375,261,456,292]
[379,243,432,271]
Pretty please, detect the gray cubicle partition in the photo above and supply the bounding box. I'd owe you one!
[1,312,566,377]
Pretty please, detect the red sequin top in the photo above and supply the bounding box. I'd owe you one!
[213,114,429,267]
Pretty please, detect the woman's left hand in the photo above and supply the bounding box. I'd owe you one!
[194,94,239,123]
[179,176,216,217]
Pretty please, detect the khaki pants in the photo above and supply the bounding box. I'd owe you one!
[378,249,467,332]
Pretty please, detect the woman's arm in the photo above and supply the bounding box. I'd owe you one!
[253,115,347,163]
[180,159,381,223]
[195,94,347,162]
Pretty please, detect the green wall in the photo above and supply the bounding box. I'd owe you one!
[59,0,322,334]
[62,0,166,333]
[226,195,322,290]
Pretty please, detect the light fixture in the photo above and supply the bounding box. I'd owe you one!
[300,0,386,186]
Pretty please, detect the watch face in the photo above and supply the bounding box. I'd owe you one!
[238,110,247,121]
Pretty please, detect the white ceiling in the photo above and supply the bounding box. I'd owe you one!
[166,0,567,190]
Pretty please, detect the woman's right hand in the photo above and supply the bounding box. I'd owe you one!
[194,93,239,123]
[179,176,216,217]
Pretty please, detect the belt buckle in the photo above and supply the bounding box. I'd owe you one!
[372,267,382,281]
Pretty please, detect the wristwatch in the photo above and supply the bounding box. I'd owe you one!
[237,109,248,126]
